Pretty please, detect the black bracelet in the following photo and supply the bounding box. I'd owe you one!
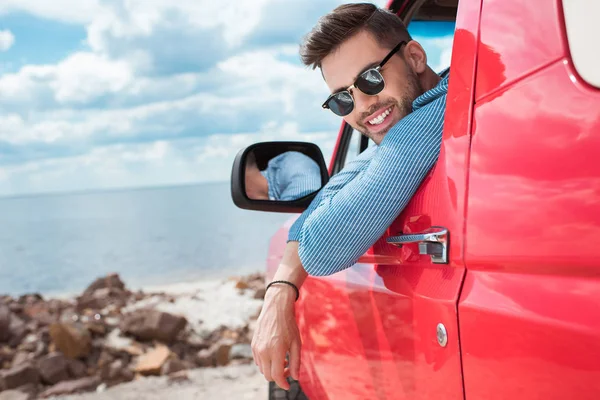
[266,280,300,301]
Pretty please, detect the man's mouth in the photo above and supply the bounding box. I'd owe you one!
[363,104,396,135]
[367,106,393,126]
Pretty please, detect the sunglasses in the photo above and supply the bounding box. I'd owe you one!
[322,40,407,117]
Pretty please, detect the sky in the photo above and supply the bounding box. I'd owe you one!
[0,0,454,197]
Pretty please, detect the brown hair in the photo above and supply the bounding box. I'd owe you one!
[300,3,412,70]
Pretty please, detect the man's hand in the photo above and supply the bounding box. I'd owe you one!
[252,285,301,390]
[252,241,308,390]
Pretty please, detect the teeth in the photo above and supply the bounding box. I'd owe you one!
[368,107,392,125]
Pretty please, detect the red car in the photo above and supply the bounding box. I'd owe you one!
[231,0,600,398]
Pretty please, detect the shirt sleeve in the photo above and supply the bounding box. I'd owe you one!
[278,152,323,201]
[287,145,377,242]
[297,94,446,276]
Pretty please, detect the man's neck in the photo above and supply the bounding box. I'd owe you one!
[420,67,443,92]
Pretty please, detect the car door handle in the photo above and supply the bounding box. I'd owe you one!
[386,226,449,264]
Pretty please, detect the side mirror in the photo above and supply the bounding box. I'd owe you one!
[231,141,329,213]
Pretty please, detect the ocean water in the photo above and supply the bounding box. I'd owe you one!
[0,182,293,296]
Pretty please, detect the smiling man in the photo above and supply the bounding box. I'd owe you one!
[252,2,449,390]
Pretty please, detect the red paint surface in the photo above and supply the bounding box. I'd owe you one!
[475,0,566,101]
[462,57,600,399]
[265,0,600,399]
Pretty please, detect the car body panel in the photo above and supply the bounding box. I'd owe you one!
[462,47,600,400]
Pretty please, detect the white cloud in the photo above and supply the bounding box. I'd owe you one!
[0,125,337,197]
[52,52,133,103]
[0,30,15,52]
[0,0,432,195]
[0,0,104,24]
[0,52,133,108]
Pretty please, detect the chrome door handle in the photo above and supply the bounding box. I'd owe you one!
[386,226,449,264]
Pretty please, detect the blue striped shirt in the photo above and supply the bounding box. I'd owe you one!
[288,71,449,276]
[260,151,322,201]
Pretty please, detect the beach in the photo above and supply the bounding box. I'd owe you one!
[0,273,271,399]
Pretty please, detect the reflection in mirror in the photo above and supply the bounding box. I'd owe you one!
[245,150,322,201]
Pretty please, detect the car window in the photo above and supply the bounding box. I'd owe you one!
[337,20,456,170]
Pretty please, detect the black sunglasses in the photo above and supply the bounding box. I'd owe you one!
[322,41,407,117]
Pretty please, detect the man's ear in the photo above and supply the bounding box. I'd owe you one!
[403,41,428,74]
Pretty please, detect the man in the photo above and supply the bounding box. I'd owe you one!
[252,3,449,390]
[245,151,322,201]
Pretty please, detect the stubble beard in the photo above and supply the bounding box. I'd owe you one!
[356,69,424,143]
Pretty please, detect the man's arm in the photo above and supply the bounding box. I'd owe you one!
[278,152,324,201]
[298,93,447,276]
[252,146,377,390]
[288,145,377,241]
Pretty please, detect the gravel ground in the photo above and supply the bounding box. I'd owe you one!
[51,364,267,400]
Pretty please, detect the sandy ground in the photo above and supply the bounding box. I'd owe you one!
[42,276,268,400]
[51,364,267,400]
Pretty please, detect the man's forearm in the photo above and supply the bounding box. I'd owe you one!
[267,241,308,301]
[298,93,447,276]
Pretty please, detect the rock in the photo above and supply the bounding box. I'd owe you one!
[77,287,129,312]
[101,358,134,384]
[101,359,126,382]
[39,376,100,398]
[235,280,249,290]
[23,303,55,326]
[160,358,187,375]
[11,352,31,367]
[8,315,28,348]
[0,305,11,342]
[253,288,266,299]
[230,343,253,360]
[0,389,34,400]
[0,346,15,367]
[121,367,135,382]
[186,333,210,350]
[38,352,70,385]
[196,340,233,367]
[67,359,88,378]
[167,370,190,383]
[0,362,39,390]
[8,304,23,314]
[17,295,43,306]
[33,341,47,358]
[133,345,170,376]
[83,274,125,296]
[96,350,115,369]
[48,323,91,359]
[84,321,107,336]
[121,310,187,343]
[17,334,37,353]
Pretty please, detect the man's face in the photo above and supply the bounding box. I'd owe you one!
[321,30,424,144]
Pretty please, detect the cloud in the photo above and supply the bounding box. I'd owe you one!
[0,0,447,196]
[0,0,104,24]
[0,30,15,52]
[0,123,337,197]
[0,44,339,150]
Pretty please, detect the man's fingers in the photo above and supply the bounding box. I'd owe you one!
[289,339,301,380]
[251,346,262,373]
[271,348,290,391]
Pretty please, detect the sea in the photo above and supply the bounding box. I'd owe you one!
[0,182,293,297]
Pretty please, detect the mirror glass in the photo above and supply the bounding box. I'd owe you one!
[244,150,323,201]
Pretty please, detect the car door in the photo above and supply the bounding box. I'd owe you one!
[282,0,483,399]
[459,0,600,398]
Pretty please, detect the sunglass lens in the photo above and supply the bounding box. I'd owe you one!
[356,69,385,95]
[327,91,354,117]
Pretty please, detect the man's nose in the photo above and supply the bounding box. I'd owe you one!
[351,88,378,116]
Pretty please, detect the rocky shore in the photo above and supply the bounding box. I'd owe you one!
[0,273,266,399]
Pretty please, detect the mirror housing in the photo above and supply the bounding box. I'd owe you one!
[231,141,329,213]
